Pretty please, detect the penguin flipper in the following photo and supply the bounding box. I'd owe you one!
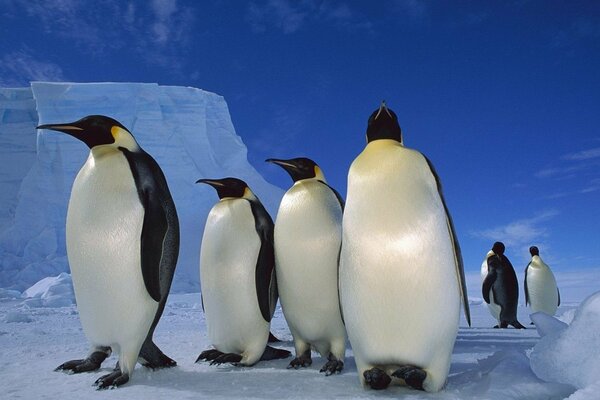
[524,263,531,306]
[249,199,277,322]
[557,287,561,307]
[139,188,167,302]
[318,180,345,211]
[482,259,498,304]
[424,156,471,326]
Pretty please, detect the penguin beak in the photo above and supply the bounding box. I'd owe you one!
[373,100,393,120]
[265,158,298,172]
[37,122,85,141]
[196,179,225,188]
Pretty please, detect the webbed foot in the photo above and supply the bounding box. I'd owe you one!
[260,345,291,361]
[287,350,312,369]
[195,349,224,363]
[210,352,243,365]
[319,353,343,376]
[392,365,426,390]
[363,367,391,390]
[93,370,129,389]
[55,348,111,373]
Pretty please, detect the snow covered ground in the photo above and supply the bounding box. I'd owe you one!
[2,279,598,400]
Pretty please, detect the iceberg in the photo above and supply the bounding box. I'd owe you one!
[0,82,284,292]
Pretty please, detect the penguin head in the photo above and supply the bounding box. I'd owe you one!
[529,246,539,256]
[265,157,326,183]
[37,115,139,151]
[197,177,254,200]
[492,242,505,255]
[366,101,402,143]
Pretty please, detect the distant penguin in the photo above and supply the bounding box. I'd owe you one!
[481,251,501,325]
[339,102,471,392]
[266,157,346,375]
[195,178,290,366]
[482,242,525,329]
[37,115,179,389]
[525,246,560,318]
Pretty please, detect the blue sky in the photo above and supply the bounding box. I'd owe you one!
[1,0,599,276]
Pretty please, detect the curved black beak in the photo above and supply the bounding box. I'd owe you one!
[36,122,84,134]
[196,178,225,187]
[265,158,298,171]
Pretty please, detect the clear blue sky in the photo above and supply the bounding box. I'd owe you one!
[1,1,599,275]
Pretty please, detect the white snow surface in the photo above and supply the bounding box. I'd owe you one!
[0,82,284,292]
[530,291,600,392]
[2,290,596,400]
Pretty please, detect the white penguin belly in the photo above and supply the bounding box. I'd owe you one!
[340,142,459,391]
[527,266,558,315]
[200,200,268,363]
[66,149,158,350]
[274,181,345,354]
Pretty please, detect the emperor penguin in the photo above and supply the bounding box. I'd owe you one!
[525,246,560,318]
[195,178,290,366]
[482,242,526,329]
[338,102,471,392]
[266,157,346,375]
[37,115,179,389]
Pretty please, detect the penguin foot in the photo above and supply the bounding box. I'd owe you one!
[511,321,526,329]
[210,353,243,366]
[363,368,391,390]
[139,340,177,369]
[287,351,312,369]
[55,349,110,373]
[93,370,129,389]
[391,365,426,391]
[260,345,291,361]
[319,354,344,376]
[196,349,224,363]
[268,332,281,343]
[492,325,500,329]
[530,322,535,325]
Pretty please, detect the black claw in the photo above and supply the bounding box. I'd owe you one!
[94,370,129,389]
[210,353,243,365]
[391,365,426,391]
[196,349,224,363]
[364,368,391,390]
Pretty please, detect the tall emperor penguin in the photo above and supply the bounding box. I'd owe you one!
[266,157,346,375]
[339,102,470,392]
[525,246,560,317]
[37,115,179,389]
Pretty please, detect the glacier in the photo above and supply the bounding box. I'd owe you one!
[0,82,283,292]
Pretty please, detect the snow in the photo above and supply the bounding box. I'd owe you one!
[0,82,284,292]
[1,286,597,400]
[530,291,600,392]
[21,272,75,308]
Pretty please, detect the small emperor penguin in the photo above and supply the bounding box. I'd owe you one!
[37,115,179,389]
[195,178,290,366]
[266,157,346,375]
[482,242,526,329]
[525,246,560,318]
[339,102,471,392]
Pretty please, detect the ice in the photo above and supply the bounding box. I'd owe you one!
[21,272,74,308]
[3,310,33,323]
[530,291,600,394]
[530,312,568,337]
[0,82,284,292]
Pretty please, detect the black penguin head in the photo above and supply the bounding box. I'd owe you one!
[529,246,539,256]
[492,242,505,255]
[37,115,139,151]
[366,101,402,143]
[265,157,325,183]
[197,177,251,199]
